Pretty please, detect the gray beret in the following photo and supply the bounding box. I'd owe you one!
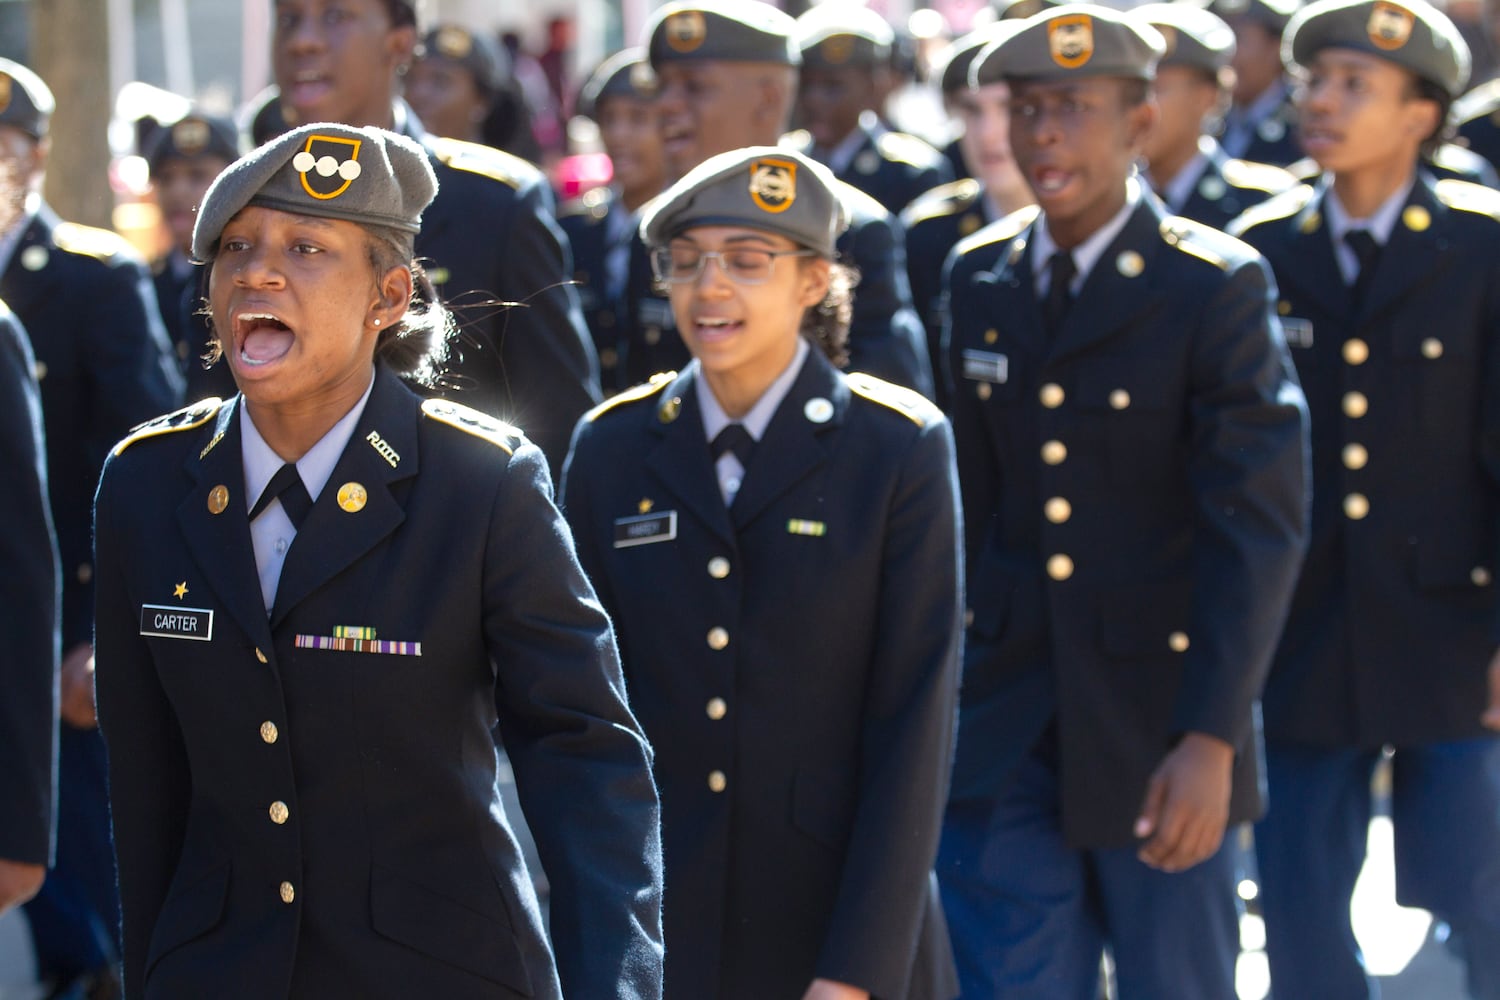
[797,5,894,70]
[646,0,801,69]
[146,112,240,174]
[418,24,510,94]
[975,4,1166,83]
[1134,4,1236,75]
[1206,0,1300,34]
[191,122,437,262]
[962,22,1032,88]
[577,49,658,121]
[0,59,54,141]
[994,0,1064,20]
[640,145,848,257]
[1285,0,1470,97]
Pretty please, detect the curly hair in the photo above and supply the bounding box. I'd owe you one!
[800,260,856,368]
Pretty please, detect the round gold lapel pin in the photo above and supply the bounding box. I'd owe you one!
[337,482,368,513]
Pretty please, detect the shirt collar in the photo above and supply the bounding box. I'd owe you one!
[240,372,377,510]
[698,337,810,443]
[1323,174,1415,247]
[1030,176,1142,294]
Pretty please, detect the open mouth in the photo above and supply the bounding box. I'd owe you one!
[1031,166,1074,195]
[234,312,295,368]
[284,70,333,108]
[693,315,742,342]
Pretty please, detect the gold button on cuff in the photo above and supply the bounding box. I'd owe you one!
[707,770,727,793]
[1109,389,1131,411]
[1040,383,1065,409]
[1421,337,1444,360]
[976,382,992,401]
[1342,339,1369,365]
[706,697,727,721]
[1044,497,1072,524]
[255,647,268,664]
[707,557,731,579]
[1342,443,1369,470]
[1047,554,1074,581]
[1344,493,1370,520]
[1041,440,1068,465]
[1342,392,1368,419]
[707,627,729,651]
[1473,566,1493,587]
[1168,631,1190,653]
[279,881,295,904]
[260,721,279,744]
[269,801,289,825]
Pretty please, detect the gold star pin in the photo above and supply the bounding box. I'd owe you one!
[173,581,189,599]
[638,498,654,514]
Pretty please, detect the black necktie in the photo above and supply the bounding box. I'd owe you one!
[249,462,313,530]
[710,424,757,467]
[1345,229,1381,306]
[1042,251,1078,335]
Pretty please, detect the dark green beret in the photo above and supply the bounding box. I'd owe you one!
[417,24,509,94]
[797,5,894,70]
[975,4,1166,83]
[0,59,54,141]
[578,49,658,121]
[191,122,438,262]
[1206,0,1301,34]
[1285,0,1470,96]
[1134,4,1236,75]
[145,112,240,174]
[640,145,848,257]
[646,0,801,69]
[994,0,1064,20]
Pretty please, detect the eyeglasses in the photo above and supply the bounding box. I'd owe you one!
[651,246,817,286]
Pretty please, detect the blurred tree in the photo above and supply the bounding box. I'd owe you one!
[33,0,113,229]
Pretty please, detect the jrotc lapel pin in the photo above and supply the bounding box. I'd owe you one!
[804,398,834,423]
[1299,211,1322,234]
[207,484,230,514]
[1258,118,1286,143]
[659,396,682,423]
[20,245,47,271]
[1198,176,1227,201]
[1117,251,1144,278]
[1402,205,1430,232]
[337,482,367,513]
[855,150,880,175]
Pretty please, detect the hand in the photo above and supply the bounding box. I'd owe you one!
[1483,647,1500,732]
[1134,731,1235,873]
[0,859,45,915]
[801,979,870,1000]
[60,642,97,730]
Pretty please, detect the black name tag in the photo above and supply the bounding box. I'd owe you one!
[140,604,214,641]
[614,511,678,548]
[962,349,1009,384]
[1281,317,1313,349]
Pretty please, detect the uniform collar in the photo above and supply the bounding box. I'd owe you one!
[241,370,377,509]
[697,336,810,443]
[1031,176,1143,295]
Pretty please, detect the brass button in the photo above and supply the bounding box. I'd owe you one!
[963,607,975,628]
[600,347,619,368]
[1344,493,1370,520]
[269,801,289,825]
[707,627,729,651]
[1044,497,1072,524]
[984,328,999,345]
[976,382,992,401]
[1342,339,1369,365]
[707,770,727,793]
[1109,389,1131,411]
[1047,554,1074,581]
[259,721,279,744]
[279,881,295,904]
[1277,300,1292,316]
[1342,392,1368,419]
[1473,566,1493,587]
[255,647,268,664]
[1421,337,1444,360]
[707,557,730,579]
[1041,440,1068,465]
[33,360,47,380]
[77,563,93,584]
[645,327,661,346]
[706,697,727,721]
[1039,383,1065,409]
[1168,631,1190,653]
[1342,443,1368,470]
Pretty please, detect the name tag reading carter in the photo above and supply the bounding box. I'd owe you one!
[614,510,678,548]
[140,604,214,641]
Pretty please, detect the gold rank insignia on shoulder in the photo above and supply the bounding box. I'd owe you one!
[421,399,523,454]
[787,518,827,537]
[114,397,224,456]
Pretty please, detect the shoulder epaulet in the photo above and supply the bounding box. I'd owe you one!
[846,372,940,428]
[1221,158,1298,195]
[583,371,676,423]
[954,203,1039,257]
[1160,216,1254,273]
[901,178,982,228]
[778,129,814,154]
[559,186,612,221]
[1435,178,1500,221]
[1430,142,1489,177]
[421,398,525,454]
[53,222,135,263]
[876,130,944,170]
[112,397,223,456]
[1225,183,1316,237]
[1455,77,1500,124]
[428,136,528,190]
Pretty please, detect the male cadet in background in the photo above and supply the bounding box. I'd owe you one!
[634,0,934,400]
[1213,0,1306,165]
[789,4,954,218]
[0,300,59,920]
[902,22,1035,409]
[937,8,1309,997]
[0,57,183,999]
[144,111,240,401]
[269,0,599,476]
[1138,3,1299,231]
[560,50,665,394]
[1227,1,1500,995]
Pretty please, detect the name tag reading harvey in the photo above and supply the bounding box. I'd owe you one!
[614,510,678,548]
[962,350,1009,384]
[140,604,214,641]
[1280,317,1313,349]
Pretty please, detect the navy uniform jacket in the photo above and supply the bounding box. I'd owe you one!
[94,367,664,1000]
[1231,175,1500,748]
[1222,89,1302,168]
[153,257,237,402]
[1456,78,1500,177]
[561,353,962,1000]
[785,124,956,217]
[1166,138,1299,233]
[940,136,969,184]
[558,187,630,392]
[944,197,1309,847]
[0,301,59,867]
[1,206,183,649]
[621,183,935,398]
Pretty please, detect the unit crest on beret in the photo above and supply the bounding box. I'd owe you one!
[112,398,224,456]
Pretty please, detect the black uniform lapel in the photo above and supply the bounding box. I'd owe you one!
[1047,199,1166,365]
[0,216,55,319]
[728,351,842,531]
[270,369,419,626]
[973,220,1047,357]
[642,370,737,548]
[1358,175,1447,321]
[1283,183,1350,320]
[176,399,276,651]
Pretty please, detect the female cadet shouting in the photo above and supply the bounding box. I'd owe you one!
[92,123,663,1000]
[561,146,964,1000]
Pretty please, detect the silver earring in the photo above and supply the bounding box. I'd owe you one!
[373,319,381,327]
